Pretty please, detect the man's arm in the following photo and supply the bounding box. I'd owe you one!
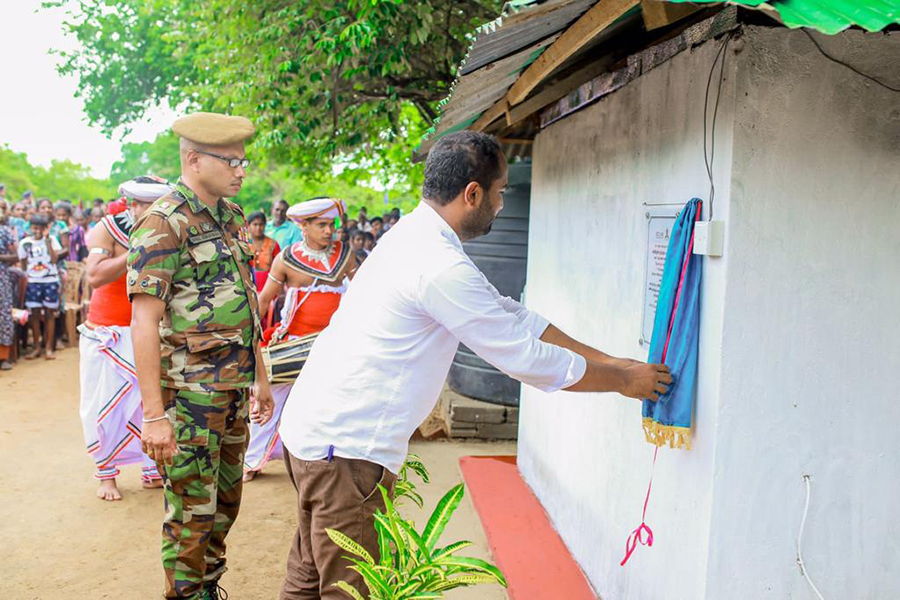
[127,210,181,465]
[256,254,287,321]
[131,294,177,464]
[250,350,275,425]
[423,263,670,401]
[85,222,127,288]
[540,324,640,369]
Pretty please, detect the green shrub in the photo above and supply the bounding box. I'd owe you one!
[326,463,506,599]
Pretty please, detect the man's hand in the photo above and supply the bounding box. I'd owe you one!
[622,363,673,401]
[141,419,178,466]
[250,383,275,425]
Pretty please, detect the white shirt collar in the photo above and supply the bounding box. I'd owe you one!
[412,201,463,250]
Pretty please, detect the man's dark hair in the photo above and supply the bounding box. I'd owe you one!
[371,216,383,224]
[30,214,48,226]
[422,131,503,206]
[247,210,266,224]
[276,198,289,207]
[363,232,375,242]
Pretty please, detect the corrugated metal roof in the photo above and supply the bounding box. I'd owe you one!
[667,0,900,34]
[418,33,561,158]
[434,34,561,134]
[460,0,596,75]
[418,0,899,162]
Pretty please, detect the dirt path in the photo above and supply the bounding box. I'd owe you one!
[0,347,512,599]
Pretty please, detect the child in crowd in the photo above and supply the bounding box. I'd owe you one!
[362,231,376,253]
[18,214,61,360]
[350,230,366,253]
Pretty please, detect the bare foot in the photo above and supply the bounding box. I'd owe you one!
[242,470,258,483]
[25,348,42,360]
[97,479,122,501]
[142,479,164,489]
[44,351,56,361]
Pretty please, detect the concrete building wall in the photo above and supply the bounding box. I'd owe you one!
[519,38,737,600]
[518,25,900,599]
[706,27,900,599]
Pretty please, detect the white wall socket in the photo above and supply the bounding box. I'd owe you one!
[693,221,724,257]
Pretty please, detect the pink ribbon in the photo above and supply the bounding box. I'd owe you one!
[620,446,658,566]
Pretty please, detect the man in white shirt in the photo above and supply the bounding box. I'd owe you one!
[275,131,671,599]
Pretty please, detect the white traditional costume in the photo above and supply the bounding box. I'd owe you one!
[79,176,173,481]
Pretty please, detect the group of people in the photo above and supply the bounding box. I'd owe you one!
[243,199,399,294]
[0,187,127,370]
[17,110,673,600]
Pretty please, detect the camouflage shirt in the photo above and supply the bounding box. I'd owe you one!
[127,179,261,392]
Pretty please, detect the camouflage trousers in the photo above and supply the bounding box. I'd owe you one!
[158,388,250,599]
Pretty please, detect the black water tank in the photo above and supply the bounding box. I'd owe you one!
[447,162,531,406]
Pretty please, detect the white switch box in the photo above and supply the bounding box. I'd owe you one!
[693,220,724,257]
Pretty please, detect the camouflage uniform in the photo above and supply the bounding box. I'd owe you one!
[127,179,262,599]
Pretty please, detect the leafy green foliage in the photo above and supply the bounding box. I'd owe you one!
[0,146,115,203]
[45,0,502,185]
[394,453,431,509]
[106,131,420,216]
[326,481,506,599]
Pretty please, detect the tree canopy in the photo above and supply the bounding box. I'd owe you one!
[109,132,420,217]
[46,0,502,185]
[0,146,115,204]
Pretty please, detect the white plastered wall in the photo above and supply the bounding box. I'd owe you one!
[518,25,900,600]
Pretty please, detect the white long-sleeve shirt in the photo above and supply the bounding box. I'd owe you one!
[278,202,586,473]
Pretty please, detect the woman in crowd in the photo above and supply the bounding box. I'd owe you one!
[0,201,18,370]
[68,207,89,262]
[247,210,281,292]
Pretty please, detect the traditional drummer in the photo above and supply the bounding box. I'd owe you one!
[245,196,359,481]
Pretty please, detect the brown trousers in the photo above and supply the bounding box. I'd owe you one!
[280,449,397,600]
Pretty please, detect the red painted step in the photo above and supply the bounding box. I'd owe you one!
[459,455,597,600]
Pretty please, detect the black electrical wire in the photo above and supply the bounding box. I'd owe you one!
[802,29,900,94]
[703,33,731,221]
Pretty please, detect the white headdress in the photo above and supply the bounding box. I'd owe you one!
[286,197,347,222]
[118,175,174,203]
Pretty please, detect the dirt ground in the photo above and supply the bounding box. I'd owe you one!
[0,347,513,599]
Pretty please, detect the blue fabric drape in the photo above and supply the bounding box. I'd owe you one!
[643,198,702,449]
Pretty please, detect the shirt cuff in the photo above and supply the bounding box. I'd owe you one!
[556,350,587,392]
[127,272,171,303]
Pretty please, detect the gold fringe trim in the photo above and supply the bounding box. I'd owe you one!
[642,418,692,450]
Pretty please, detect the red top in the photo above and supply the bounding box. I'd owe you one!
[88,272,132,327]
[285,292,342,337]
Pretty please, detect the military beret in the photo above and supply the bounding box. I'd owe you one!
[171,112,255,145]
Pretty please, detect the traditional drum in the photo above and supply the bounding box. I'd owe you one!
[261,332,319,385]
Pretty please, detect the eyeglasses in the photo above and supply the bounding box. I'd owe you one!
[196,150,251,169]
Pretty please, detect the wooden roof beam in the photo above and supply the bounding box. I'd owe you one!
[641,0,702,31]
[506,0,640,106]
[472,98,507,132]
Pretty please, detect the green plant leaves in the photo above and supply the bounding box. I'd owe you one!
[331,580,366,600]
[327,459,505,600]
[422,484,464,552]
[325,528,376,565]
